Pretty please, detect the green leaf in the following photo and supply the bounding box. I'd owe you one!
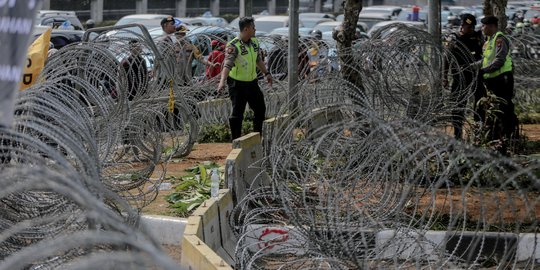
[174,179,197,191]
[165,192,186,204]
[187,201,202,212]
[199,164,207,182]
[185,165,200,174]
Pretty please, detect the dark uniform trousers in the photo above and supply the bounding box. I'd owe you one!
[227,77,266,140]
[483,71,519,140]
[451,71,485,139]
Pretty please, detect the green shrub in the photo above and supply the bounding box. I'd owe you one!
[198,110,257,143]
[198,124,231,143]
[518,113,540,124]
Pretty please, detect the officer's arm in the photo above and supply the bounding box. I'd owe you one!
[255,52,270,76]
[192,44,211,66]
[481,37,510,73]
[218,45,237,90]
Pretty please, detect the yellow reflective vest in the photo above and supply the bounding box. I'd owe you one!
[482,31,512,79]
[228,37,259,82]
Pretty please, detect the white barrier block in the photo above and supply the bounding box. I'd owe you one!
[140,215,187,245]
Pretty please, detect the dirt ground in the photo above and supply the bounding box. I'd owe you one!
[521,124,540,141]
[144,143,231,263]
[143,143,232,217]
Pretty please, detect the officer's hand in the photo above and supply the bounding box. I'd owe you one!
[217,81,225,93]
[265,73,273,88]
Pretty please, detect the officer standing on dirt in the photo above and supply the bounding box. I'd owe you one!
[443,13,484,139]
[479,15,519,144]
[217,17,272,140]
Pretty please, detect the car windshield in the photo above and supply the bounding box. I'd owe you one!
[39,17,83,30]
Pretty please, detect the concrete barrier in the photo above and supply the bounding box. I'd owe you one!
[181,190,234,270]
[140,215,187,246]
[226,132,270,205]
[262,114,290,157]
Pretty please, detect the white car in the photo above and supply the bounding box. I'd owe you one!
[36,10,84,30]
[255,16,304,33]
[367,21,426,38]
[299,13,336,20]
[313,21,366,33]
[269,27,313,37]
[115,14,170,26]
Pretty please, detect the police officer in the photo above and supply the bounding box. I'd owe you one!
[443,13,484,139]
[175,25,213,86]
[217,17,272,140]
[479,15,519,143]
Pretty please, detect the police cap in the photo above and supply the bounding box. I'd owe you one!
[461,14,476,26]
[160,16,174,26]
[481,16,499,25]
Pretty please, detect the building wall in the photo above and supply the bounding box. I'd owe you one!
[48,0,486,21]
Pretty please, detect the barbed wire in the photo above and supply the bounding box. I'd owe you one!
[231,25,540,269]
[0,26,190,268]
[1,23,539,269]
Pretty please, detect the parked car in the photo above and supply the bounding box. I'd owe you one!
[313,21,342,33]
[358,13,392,31]
[36,10,84,30]
[228,15,263,30]
[299,13,336,20]
[194,13,229,27]
[445,6,468,16]
[269,27,313,37]
[255,16,304,33]
[301,17,334,28]
[115,14,170,26]
[113,14,170,36]
[368,21,426,38]
[32,25,83,49]
[361,5,403,18]
[314,21,366,34]
[395,8,428,22]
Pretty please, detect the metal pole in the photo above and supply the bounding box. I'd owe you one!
[428,0,441,45]
[211,0,220,16]
[90,0,103,23]
[315,0,322,13]
[268,0,276,15]
[136,0,148,14]
[176,0,186,17]
[428,0,442,95]
[246,0,252,17]
[288,0,299,113]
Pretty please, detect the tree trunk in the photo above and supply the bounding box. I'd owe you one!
[333,0,363,92]
[492,0,508,30]
[482,0,508,30]
[483,0,493,16]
